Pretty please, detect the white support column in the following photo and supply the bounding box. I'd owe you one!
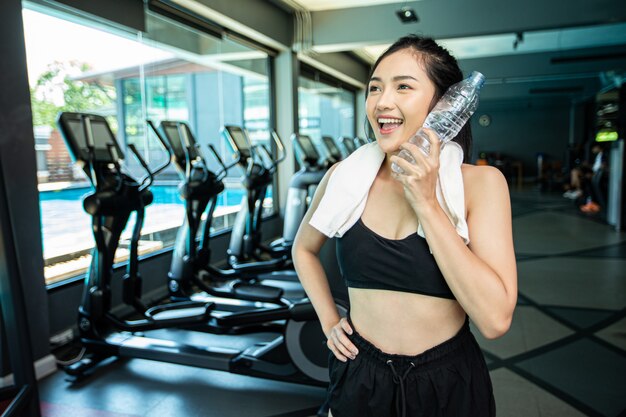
[274,50,300,216]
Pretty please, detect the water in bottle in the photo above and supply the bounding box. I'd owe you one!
[392,71,485,174]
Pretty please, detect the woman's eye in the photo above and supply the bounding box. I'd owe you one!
[398,84,411,90]
[368,85,381,92]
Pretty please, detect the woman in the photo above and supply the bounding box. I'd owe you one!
[292,35,517,417]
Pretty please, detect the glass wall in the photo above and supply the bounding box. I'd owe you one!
[298,74,355,160]
[23,4,273,285]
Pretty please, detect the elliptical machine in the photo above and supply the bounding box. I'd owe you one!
[353,137,368,149]
[57,113,213,377]
[222,126,291,269]
[161,121,298,302]
[266,133,332,257]
[162,124,337,301]
[339,136,357,156]
[224,129,342,269]
[57,112,347,388]
[321,135,344,167]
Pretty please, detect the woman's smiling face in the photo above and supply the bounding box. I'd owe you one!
[366,49,437,153]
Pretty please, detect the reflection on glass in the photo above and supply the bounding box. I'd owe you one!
[298,76,355,161]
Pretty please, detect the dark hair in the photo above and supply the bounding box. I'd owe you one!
[366,35,473,162]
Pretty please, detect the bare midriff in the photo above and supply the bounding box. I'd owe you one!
[348,287,467,356]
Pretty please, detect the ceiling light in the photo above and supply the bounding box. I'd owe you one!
[396,6,419,24]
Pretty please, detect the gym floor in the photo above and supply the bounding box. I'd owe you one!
[38,187,626,417]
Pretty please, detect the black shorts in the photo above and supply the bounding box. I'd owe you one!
[327,316,495,417]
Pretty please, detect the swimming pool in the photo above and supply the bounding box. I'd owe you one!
[38,184,272,265]
[39,184,249,207]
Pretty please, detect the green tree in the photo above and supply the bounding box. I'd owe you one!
[30,60,116,128]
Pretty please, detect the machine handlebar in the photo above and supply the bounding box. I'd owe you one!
[127,144,153,191]
[146,120,173,177]
[270,131,286,165]
[206,143,237,180]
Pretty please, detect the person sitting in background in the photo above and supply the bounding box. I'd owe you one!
[564,143,606,213]
[580,143,608,213]
[562,144,585,200]
[562,168,584,200]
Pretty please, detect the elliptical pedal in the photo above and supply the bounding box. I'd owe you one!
[145,300,214,325]
[231,282,283,302]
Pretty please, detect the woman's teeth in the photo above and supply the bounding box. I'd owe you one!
[378,118,403,132]
[378,118,403,125]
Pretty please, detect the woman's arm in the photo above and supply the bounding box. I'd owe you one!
[391,132,517,340]
[420,165,517,339]
[291,164,358,360]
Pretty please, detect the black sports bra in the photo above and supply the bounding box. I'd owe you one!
[336,218,455,299]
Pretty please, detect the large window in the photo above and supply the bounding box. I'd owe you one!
[24,4,273,284]
[298,74,355,159]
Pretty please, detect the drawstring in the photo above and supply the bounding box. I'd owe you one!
[386,360,416,417]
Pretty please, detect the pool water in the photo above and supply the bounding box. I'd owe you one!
[38,184,273,262]
[39,184,248,207]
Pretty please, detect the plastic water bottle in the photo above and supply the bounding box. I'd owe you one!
[392,71,485,174]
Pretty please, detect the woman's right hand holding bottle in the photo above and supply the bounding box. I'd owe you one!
[325,317,359,362]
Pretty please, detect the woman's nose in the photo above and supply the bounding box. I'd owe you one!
[375,89,394,111]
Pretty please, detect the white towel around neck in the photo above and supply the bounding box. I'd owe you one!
[309,141,469,245]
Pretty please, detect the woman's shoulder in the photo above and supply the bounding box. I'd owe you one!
[461,164,509,207]
[461,163,505,181]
